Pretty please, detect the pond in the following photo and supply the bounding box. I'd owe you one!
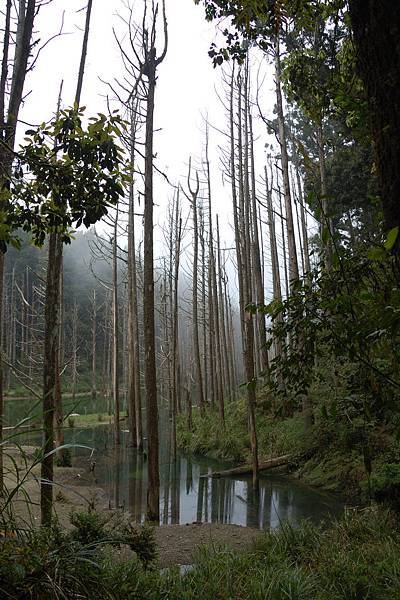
[6,420,343,529]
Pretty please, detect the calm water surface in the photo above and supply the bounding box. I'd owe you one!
[5,400,343,529]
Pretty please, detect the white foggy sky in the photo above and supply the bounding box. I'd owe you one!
[20,0,231,200]
[14,0,301,300]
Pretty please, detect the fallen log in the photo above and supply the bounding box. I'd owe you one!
[202,454,291,479]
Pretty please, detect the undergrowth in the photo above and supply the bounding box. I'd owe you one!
[177,398,306,464]
[1,508,399,599]
[178,397,400,504]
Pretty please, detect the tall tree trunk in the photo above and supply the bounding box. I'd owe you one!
[205,133,216,410]
[0,0,36,495]
[216,217,230,402]
[349,0,400,251]
[316,121,333,268]
[231,67,259,489]
[171,194,182,457]
[295,167,311,274]
[187,160,205,413]
[274,36,299,286]
[91,289,97,409]
[112,211,120,446]
[127,109,138,448]
[41,233,62,526]
[74,0,93,106]
[144,56,159,522]
[249,111,269,378]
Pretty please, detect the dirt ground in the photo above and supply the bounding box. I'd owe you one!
[2,447,262,568]
[154,522,261,567]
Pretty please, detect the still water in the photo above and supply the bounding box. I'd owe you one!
[7,419,343,529]
[4,396,343,529]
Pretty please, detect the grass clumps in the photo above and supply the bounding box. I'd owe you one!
[0,509,399,598]
[0,510,156,599]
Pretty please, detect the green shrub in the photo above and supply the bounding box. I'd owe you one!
[119,522,157,567]
[370,463,400,509]
[70,510,108,545]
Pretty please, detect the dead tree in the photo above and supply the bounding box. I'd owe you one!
[91,289,97,407]
[274,36,299,287]
[124,0,168,522]
[248,110,269,379]
[0,0,37,494]
[185,159,205,414]
[229,67,259,489]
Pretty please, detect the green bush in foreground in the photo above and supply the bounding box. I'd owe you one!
[0,510,156,599]
[0,508,399,598]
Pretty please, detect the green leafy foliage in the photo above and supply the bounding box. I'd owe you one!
[1,107,128,251]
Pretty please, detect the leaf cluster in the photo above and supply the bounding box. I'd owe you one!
[1,108,129,250]
[257,249,400,418]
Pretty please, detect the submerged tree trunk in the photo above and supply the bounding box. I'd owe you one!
[144,56,159,522]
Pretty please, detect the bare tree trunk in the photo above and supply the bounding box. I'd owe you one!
[216,217,230,401]
[41,233,62,526]
[127,109,138,448]
[132,243,142,448]
[0,0,36,494]
[187,160,205,413]
[74,0,93,106]
[144,56,159,522]
[278,186,290,300]
[171,193,182,457]
[199,204,208,403]
[112,210,120,446]
[265,166,282,305]
[91,289,97,408]
[274,36,299,286]
[249,111,269,378]
[211,238,224,421]
[295,168,311,274]
[205,131,224,420]
[316,120,333,268]
[230,67,258,489]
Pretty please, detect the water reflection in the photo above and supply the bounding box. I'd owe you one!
[45,427,341,529]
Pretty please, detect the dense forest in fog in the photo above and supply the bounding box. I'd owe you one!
[3,227,243,406]
[1,0,400,598]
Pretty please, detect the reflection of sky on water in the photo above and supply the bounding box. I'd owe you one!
[5,418,343,529]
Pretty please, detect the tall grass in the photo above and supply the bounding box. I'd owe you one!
[2,507,398,599]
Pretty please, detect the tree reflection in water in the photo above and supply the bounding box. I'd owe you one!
[27,426,342,528]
